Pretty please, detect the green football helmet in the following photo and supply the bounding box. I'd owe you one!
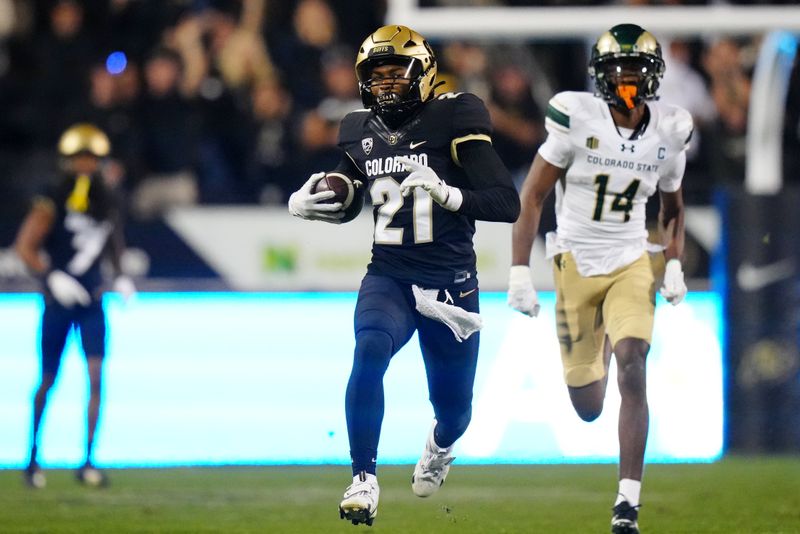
[588,24,665,110]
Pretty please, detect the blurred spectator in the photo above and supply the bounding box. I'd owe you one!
[659,39,717,201]
[702,38,753,186]
[246,79,297,204]
[180,2,276,204]
[317,46,362,126]
[31,0,96,144]
[486,58,544,185]
[293,107,341,184]
[131,47,200,219]
[441,41,490,98]
[270,0,339,111]
[784,51,800,184]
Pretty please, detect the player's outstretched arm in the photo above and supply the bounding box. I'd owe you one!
[508,154,563,316]
[658,188,687,305]
[288,172,345,223]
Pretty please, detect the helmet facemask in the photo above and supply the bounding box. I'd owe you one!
[590,54,664,110]
[358,56,427,127]
[588,24,665,111]
[355,25,438,128]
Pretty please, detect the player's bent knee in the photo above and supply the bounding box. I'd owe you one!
[354,329,393,362]
[568,380,606,422]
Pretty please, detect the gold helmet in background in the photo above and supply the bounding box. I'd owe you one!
[355,25,438,124]
[58,123,111,158]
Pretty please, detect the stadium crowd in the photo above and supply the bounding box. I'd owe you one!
[0,0,797,221]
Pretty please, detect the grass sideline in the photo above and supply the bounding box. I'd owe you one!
[1,457,798,533]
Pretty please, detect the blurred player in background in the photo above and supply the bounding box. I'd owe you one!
[15,124,135,489]
[507,24,690,534]
[289,25,520,526]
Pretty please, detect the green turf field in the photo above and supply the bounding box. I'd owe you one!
[1,457,798,533]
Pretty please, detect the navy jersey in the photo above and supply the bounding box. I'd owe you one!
[41,173,120,296]
[338,92,495,287]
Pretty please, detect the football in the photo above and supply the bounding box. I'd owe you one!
[313,172,365,223]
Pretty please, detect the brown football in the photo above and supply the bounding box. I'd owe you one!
[312,172,366,222]
[313,172,353,205]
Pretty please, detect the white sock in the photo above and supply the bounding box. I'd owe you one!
[615,478,641,507]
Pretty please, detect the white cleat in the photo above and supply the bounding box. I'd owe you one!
[339,472,379,526]
[411,420,455,498]
[77,465,107,487]
[23,466,46,489]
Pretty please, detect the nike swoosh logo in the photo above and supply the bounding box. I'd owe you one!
[459,288,477,298]
[410,141,427,149]
[736,258,795,291]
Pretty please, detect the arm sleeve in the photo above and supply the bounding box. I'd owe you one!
[455,140,521,222]
[333,150,366,179]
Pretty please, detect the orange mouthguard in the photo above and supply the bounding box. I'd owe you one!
[616,85,638,109]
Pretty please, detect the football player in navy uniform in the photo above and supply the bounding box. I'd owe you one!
[15,124,135,489]
[289,25,520,526]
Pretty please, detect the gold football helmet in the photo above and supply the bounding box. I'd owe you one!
[58,123,111,157]
[588,24,665,110]
[355,25,438,124]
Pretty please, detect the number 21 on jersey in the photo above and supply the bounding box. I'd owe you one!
[370,176,433,244]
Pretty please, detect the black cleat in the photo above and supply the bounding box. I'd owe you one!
[611,501,640,534]
[23,464,46,489]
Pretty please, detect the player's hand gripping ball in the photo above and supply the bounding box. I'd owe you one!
[311,172,366,223]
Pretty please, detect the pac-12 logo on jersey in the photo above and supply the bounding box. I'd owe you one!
[362,137,373,155]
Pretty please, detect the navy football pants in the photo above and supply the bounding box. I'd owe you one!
[346,273,480,475]
[40,301,106,375]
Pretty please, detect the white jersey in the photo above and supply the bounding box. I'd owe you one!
[538,91,692,276]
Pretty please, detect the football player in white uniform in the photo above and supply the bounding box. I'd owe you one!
[508,24,691,534]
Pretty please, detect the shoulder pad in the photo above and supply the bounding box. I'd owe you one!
[446,92,492,137]
[338,109,370,144]
[546,91,595,132]
[657,104,694,148]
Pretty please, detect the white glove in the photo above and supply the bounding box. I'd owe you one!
[507,265,540,317]
[397,156,462,211]
[660,259,687,306]
[46,270,91,308]
[288,172,345,223]
[113,275,137,304]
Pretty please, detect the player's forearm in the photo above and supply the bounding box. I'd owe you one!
[511,202,542,266]
[458,186,520,222]
[660,206,685,262]
[659,188,685,262]
[456,141,520,222]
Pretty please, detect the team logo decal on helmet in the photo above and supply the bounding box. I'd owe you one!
[588,23,665,110]
[355,25,438,125]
